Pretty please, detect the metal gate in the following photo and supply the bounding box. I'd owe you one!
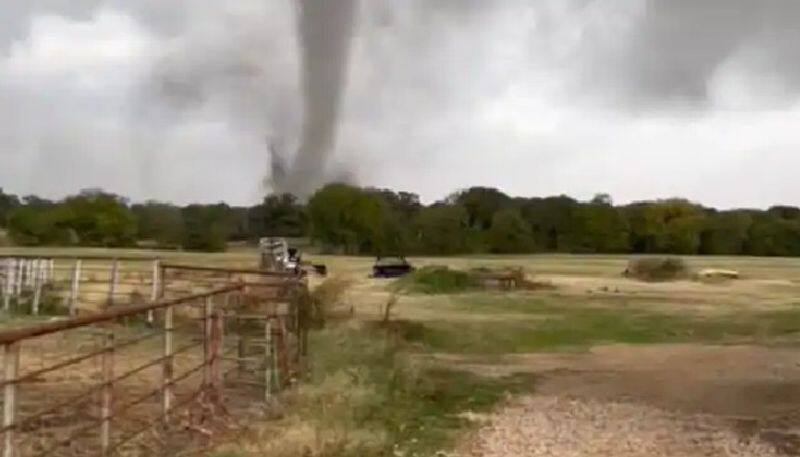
[0,260,308,456]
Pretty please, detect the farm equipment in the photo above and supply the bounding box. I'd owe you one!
[371,256,415,278]
[259,237,327,276]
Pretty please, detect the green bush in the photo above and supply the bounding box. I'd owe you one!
[0,229,10,246]
[396,266,477,294]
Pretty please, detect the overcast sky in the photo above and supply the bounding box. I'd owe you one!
[1,0,799,208]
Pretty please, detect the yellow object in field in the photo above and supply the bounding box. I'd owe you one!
[697,269,740,279]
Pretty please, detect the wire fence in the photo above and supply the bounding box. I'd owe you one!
[0,256,161,317]
[0,259,308,456]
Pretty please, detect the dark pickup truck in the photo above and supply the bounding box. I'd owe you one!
[371,256,414,278]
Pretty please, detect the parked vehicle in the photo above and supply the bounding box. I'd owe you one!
[372,256,414,278]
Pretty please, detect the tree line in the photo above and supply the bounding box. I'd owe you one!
[1,185,799,256]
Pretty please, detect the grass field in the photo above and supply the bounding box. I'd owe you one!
[4,248,800,456]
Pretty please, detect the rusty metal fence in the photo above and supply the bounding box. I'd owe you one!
[0,261,308,457]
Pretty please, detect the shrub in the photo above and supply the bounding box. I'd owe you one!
[625,257,690,282]
[299,276,355,329]
[396,266,476,294]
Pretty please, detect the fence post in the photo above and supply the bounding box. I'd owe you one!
[237,326,247,377]
[274,317,284,390]
[31,260,43,316]
[264,318,273,402]
[162,304,174,423]
[158,264,166,300]
[3,342,20,457]
[148,259,160,323]
[14,260,22,298]
[2,260,12,312]
[211,309,223,393]
[23,260,30,288]
[48,259,54,284]
[107,259,119,308]
[203,296,214,388]
[17,260,24,292]
[100,331,115,456]
[69,260,82,316]
[41,259,47,284]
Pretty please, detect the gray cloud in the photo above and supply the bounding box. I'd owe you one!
[1,0,800,207]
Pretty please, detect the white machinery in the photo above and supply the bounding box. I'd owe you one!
[259,237,298,272]
[259,237,327,276]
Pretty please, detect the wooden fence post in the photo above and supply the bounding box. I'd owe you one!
[264,319,273,402]
[14,260,22,297]
[148,259,160,323]
[158,264,166,301]
[211,310,223,392]
[69,260,82,316]
[275,317,284,390]
[31,260,43,316]
[100,331,115,456]
[162,304,174,423]
[2,260,13,312]
[25,260,32,288]
[3,342,20,457]
[38,258,45,285]
[203,297,214,388]
[107,260,119,308]
[17,260,23,292]
[237,327,247,377]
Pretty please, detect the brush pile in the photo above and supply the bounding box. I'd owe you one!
[624,257,690,282]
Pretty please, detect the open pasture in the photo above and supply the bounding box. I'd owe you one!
[4,249,800,456]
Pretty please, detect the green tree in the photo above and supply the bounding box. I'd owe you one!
[574,201,630,253]
[0,188,20,227]
[699,210,753,255]
[486,208,536,254]
[7,206,68,246]
[8,191,135,247]
[307,184,397,254]
[519,196,579,251]
[744,214,800,256]
[768,206,800,221]
[181,204,233,252]
[61,191,137,247]
[368,189,422,221]
[410,204,471,255]
[452,187,512,230]
[132,201,184,247]
[250,193,308,238]
[624,199,705,254]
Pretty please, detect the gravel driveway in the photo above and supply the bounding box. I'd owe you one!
[462,396,780,457]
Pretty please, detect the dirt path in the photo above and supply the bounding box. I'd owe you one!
[444,344,800,456]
